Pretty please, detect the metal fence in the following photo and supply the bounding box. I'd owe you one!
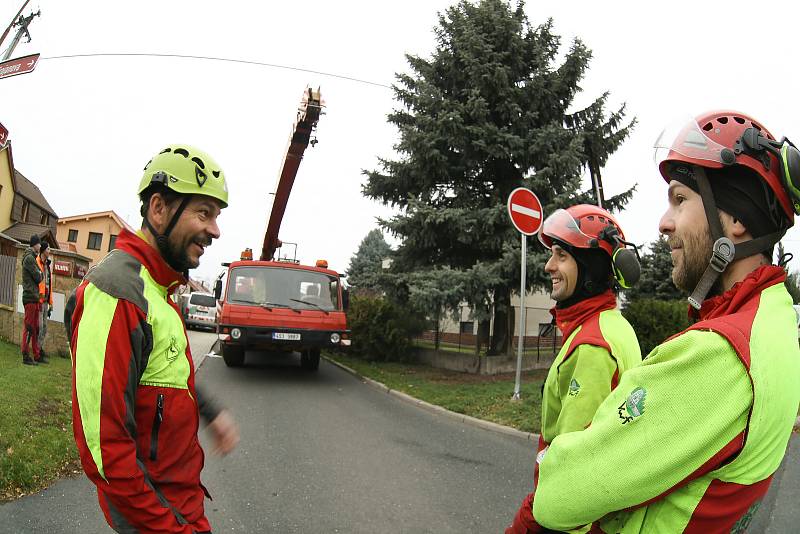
[0,254,16,307]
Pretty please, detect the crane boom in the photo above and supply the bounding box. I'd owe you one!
[260,87,323,261]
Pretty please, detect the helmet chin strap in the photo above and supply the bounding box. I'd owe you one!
[688,167,784,310]
[143,195,193,274]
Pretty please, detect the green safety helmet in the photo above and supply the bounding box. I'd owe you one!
[138,145,228,208]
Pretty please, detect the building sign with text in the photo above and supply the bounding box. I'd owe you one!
[73,263,87,279]
[53,260,72,276]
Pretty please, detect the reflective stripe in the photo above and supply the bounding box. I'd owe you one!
[74,283,118,481]
[139,266,190,389]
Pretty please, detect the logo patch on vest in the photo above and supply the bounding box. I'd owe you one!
[166,335,180,362]
[568,378,581,396]
[618,386,646,424]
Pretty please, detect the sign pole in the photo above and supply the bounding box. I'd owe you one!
[506,186,542,402]
[512,233,527,400]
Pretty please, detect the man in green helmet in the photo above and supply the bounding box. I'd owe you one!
[68,145,239,534]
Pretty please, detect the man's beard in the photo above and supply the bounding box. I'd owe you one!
[159,233,211,273]
[669,229,722,296]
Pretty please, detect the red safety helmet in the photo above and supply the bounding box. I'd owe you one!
[540,204,640,289]
[654,110,794,225]
[539,204,627,257]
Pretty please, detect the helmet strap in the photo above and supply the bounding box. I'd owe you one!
[688,167,785,310]
[161,195,192,241]
[143,195,192,273]
[688,167,731,310]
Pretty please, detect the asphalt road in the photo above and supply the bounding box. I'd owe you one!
[0,330,535,533]
[196,349,534,533]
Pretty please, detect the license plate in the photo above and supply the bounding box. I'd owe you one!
[273,332,301,341]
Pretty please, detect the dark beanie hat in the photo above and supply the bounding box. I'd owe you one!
[666,162,787,246]
[30,234,41,247]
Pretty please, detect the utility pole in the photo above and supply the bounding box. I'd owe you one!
[587,145,605,209]
[0,0,30,50]
[1,4,40,61]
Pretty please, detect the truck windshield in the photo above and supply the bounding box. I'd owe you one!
[227,266,340,311]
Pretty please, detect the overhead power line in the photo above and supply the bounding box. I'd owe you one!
[40,52,393,89]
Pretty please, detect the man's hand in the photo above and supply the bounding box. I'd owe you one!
[206,409,239,456]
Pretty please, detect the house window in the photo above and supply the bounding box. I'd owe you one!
[68,229,78,242]
[40,212,49,225]
[459,321,474,334]
[21,200,29,222]
[87,232,103,250]
[108,234,117,251]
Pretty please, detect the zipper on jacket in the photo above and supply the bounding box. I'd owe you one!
[150,394,165,461]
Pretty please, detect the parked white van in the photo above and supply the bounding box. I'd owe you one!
[184,292,217,331]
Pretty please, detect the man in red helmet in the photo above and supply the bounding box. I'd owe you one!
[526,205,641,488]
[506,111,800,533]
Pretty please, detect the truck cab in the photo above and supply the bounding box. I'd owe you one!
[216,259,350,370]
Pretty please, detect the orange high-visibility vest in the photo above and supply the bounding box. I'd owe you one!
[36,255,53,306]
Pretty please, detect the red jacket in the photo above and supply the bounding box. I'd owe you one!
[69,230,212,533]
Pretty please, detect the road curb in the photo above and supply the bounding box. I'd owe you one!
[195,339,220,371]
[323,355,538,443]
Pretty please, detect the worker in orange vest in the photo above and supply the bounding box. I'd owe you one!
[36,241,53,361]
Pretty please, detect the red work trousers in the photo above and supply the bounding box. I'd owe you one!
[22,302,41,359]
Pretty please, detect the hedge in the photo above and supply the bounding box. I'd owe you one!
[347,295,427,362]
[622,298,691,355]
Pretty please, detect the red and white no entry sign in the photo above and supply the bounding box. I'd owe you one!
[506,187,543,235]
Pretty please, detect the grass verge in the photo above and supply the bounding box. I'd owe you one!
[327,352,546,434]
[0,338,80,502]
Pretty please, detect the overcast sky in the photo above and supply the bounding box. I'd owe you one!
[3,1,800,286]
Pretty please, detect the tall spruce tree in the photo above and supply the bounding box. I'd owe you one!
[346,229,393,293]
[364,0,635,354]
[566,95,636,207]
[623,235,683,302]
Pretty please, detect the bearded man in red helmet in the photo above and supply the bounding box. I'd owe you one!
[507,111,800,534]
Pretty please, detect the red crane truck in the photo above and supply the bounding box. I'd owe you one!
[214,88,350,370]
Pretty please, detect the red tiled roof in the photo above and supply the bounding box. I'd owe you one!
[2,221,59,248]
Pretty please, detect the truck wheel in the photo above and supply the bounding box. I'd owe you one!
[301,348,320,371]
[222,345,245,367]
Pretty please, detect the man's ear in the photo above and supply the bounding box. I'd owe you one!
[147,193,169,229]
[720,212,751,243]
